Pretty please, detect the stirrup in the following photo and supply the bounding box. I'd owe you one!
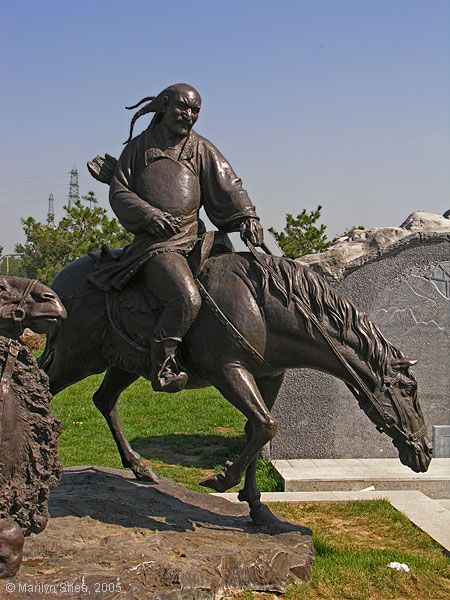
[152,355,188,393]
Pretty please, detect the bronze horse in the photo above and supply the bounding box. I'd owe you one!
[40,250,432,526]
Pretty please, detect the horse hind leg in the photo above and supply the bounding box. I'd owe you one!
[93,367,159,483]
[199,365,278,493]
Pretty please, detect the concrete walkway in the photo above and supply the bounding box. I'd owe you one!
[272,457,450,498]
[214,458,450,554]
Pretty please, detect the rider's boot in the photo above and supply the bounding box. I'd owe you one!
[150,337,188,393]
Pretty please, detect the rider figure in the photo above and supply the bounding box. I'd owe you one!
[91,83,264,392]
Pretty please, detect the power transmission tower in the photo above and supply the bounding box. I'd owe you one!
[47,192,55,224]
[68,167,79,208]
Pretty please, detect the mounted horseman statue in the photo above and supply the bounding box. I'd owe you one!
[88,83,264,394]
[40,83,432,528]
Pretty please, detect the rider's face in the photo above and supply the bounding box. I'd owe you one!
[161,91,201,138]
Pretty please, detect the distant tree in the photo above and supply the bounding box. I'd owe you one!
[268,206,333,259]
[15,192,132,283]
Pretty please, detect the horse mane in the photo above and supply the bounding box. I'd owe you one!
[0,337,62,535]
[255,255,404,377]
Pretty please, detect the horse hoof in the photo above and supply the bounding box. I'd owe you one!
[199,470,238,492]
[250,504,312,535]
[131,462,159,483]
[199,472,228,492]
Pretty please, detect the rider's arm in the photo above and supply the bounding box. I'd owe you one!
[198,137,263,242]
[109,136,162,235]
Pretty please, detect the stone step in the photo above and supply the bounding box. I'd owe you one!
[272,458,450,499]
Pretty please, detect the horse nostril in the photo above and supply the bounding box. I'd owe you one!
[42,293,56,301]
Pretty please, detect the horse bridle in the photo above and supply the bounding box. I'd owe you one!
[0,279,37,444]
[0,278,37,338]
[377,372,427,447]
[349,373,426,449]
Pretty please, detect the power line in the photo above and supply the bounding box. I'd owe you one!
[0,184,67,199]
[0,197,62,209]
[0,171,69,184]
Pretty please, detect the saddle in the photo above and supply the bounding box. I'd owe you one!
[99,231,234,378]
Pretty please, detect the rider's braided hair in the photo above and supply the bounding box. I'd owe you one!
[123,83,201,144]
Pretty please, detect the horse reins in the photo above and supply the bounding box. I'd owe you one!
[196,279,272,370]
[0,278,37,444]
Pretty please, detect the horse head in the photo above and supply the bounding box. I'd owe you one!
[0,276,66,338]
[353,357,432,473]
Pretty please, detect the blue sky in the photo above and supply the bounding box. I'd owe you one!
[1,0,449,254]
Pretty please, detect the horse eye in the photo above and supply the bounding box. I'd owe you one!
[400,382,414,395]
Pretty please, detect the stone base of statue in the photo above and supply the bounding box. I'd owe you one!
[8,467,314,599]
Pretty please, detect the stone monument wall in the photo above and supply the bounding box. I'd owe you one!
[271,212,450,459]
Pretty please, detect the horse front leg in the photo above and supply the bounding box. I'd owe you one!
[199,365,278,493]
[238,373,286,525]
[237,420,264,516]
[238,373,311,533]
[93,367,159,482]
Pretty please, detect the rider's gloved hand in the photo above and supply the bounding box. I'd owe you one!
[147,210,182,239]
[240,217,264,246]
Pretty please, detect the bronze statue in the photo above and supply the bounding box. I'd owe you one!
[88,83,264,393]
[40,250,432,526]
[0,276,66,578]
[38,85,431,528]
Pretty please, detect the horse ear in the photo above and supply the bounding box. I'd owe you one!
[392,358,418,369]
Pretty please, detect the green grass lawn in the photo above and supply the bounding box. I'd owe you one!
[51,375,449,599]
[51,374,280,492]
[267,500,449,600]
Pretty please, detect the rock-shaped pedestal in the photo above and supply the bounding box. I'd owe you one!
[6,467,314,599]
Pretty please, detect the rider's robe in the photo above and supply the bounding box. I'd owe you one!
[89,126,258,291]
